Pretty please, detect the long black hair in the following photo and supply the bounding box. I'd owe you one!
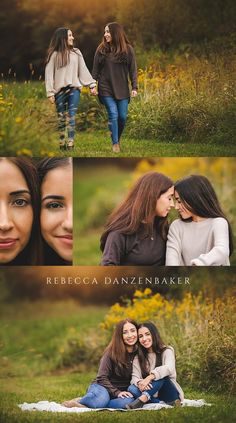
[175,174,233,255]
[137,322,167,379]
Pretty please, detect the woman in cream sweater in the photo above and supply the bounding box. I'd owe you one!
[126,322,184,409]
[166,175,233,266]
[45,27,97,150]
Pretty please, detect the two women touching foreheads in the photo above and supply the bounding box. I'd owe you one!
[101,171,233,266]
[0,157,72,266]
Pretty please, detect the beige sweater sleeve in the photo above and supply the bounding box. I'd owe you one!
[151,348,176,380]
[45,52,56,97]
[130,355,143,386]
[166,221,182,265]
[77,50,96,88]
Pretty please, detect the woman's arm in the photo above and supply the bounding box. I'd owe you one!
[191,218,230,266]
[45,53,56,98]
[96,352,121,397]
[101,231,126,265]
[92,48,101,81]
[130,356,143,386]
[151,348,176,380]
[165,221,182,265]
[128,46,138,94]
[77,50,96,88]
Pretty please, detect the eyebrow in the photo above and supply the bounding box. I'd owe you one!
[42,195,65,202]
[10,190,31,196]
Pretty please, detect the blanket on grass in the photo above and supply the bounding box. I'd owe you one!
[19,399,211,413]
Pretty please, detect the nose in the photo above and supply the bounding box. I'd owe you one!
[61,206,72,233]
[0,204,14,232]
[170,197,174,207]
[175,202,180,210]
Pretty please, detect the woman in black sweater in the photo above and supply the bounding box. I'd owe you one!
[63,319,138,409]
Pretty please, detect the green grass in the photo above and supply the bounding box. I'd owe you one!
[1,81,235,157]
[0,299,235,422]
[0,375,235,423]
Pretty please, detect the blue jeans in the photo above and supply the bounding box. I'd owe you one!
[100,96,129,145]
[55,86,80,141]
[79,383,134,409]
[128,377,180,404]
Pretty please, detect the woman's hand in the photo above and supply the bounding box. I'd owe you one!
[131,90,138,97]
[138,375,154,391]
[48,96,55,104]
[90,87,97,96]
[117,391,133,398]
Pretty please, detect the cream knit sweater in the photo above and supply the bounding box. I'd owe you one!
[131,347,184,402]
[45,49,96,97]
[166,217,230,266]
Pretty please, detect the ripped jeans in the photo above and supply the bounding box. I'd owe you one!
[55,86,80,141]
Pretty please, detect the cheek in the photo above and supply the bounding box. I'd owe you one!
[15,208,33,240]
[40,210,59,237]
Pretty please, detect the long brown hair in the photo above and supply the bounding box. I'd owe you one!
[97,22,130,61]
[100,171,173,251]
[105,318,138,372]
[175,175,233,255]
[46,27,74,69]
[137,322,167,378]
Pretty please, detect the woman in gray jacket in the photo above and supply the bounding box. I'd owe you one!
[126,322,184,409]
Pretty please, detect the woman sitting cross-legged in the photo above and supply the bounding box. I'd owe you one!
[126,322,184,409]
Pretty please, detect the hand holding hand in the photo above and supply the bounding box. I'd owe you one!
[131,90,138,97]
[90,87,97,96]
[48,96,55,104]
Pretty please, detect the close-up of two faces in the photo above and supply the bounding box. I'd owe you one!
[0,157,73,266]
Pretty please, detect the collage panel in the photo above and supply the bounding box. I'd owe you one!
[74,157,236,266]
[0,157,73,266]
[0,266,235,421]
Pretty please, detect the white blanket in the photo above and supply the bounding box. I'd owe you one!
[19,399,211,413]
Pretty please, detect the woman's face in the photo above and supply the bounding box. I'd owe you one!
[156,186,174,217]
[67,30,74,47]
[174,191,193,220]
[0,159,33,263]
[40,164,73,262]
[138,326,153,351]
[122,322,138,347]
[104,26,112,43]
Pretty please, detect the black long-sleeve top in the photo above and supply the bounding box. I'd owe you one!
[92,350,136,398]
[92,45,138,100]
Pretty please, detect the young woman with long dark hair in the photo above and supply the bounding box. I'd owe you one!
[126,322,184,409]
[63,319,138,409]
[0,157,40,265]
[45,27,97,150]
[37,158,73,265]
[100,172,174,265]
[166,175,233,266]
[92,22,138,153]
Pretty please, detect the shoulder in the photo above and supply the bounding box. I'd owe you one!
[169,219,183,232]
[127,44,135,55]
[162,346,175,357]
[72,48,83,57]
[106,230,126,243]
[212,217,228,229]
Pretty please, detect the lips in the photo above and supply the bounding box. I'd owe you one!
[0,238,18,249]
[56,235,73,247]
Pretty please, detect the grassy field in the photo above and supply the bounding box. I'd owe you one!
[0,299,235,423]
[1,52,236,158]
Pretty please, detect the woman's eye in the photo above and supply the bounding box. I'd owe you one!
[46,202,63,209]
[13,198,28,207]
